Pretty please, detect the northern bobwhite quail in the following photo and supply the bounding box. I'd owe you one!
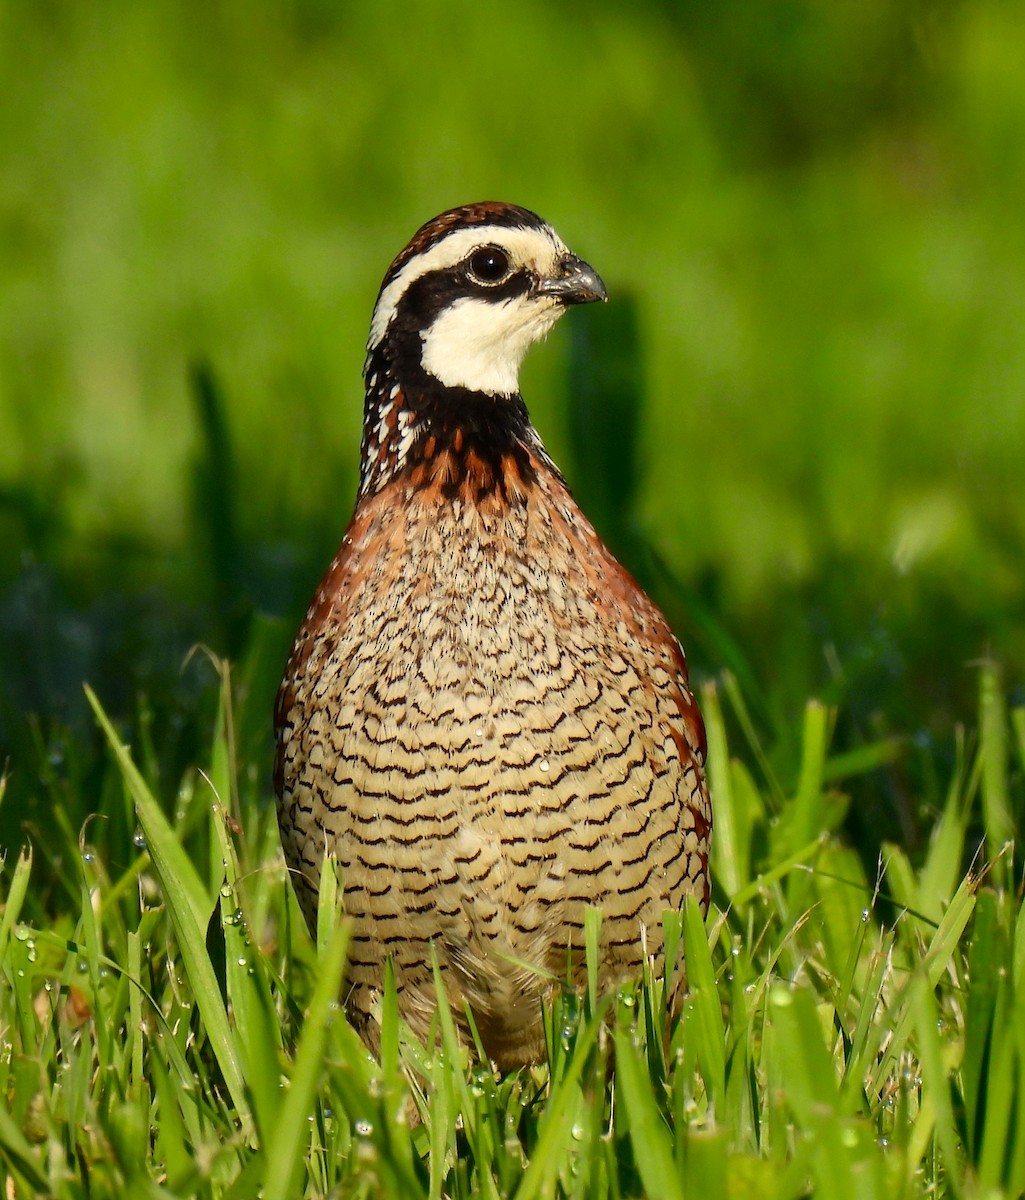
[275,202,710,1068]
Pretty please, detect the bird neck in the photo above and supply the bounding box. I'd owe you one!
[357,341,560,506]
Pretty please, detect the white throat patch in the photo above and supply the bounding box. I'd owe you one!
[419,294,564,395]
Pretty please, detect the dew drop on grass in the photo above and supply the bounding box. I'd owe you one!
[354,1119,373,1137]
[133,830,147,849]
[469,1065,496,1102]
[220,884,233,899]
[14,927,30,942]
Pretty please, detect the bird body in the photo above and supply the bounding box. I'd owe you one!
[275,203,710,1067]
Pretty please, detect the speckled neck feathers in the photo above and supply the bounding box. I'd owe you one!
[359,344,557,506]
[357,202,574,504]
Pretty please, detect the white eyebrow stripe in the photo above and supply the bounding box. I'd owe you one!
[367,224,567,350]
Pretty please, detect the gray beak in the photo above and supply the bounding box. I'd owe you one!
[536,253,608,305]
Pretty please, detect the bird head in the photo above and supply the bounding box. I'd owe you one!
[367,202,607,398]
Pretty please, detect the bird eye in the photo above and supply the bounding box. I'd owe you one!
[468,246,511,284]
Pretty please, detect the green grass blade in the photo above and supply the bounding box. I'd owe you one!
[615,1022,685,1200]
[127,930,144,1092]
[962,889,1004,1157]
[262,919,350,1198]
[978,663,1013,889]
[317,852,343,957]
[910,977,962,1196]
[870,870,977,1099]
[785,702,832,886]
[766,985,861,1200]
[209,790,283,1143]
[85,683,251,1123]
[720,669,784,803]
[1011,705,1025,774]
[1014,892,1025,994]
[703,680,742,897]
[0,845,32,964]
[678,897,725,1108]
[517,999,608,1200]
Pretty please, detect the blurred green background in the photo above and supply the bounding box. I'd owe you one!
[2,1,1023,854]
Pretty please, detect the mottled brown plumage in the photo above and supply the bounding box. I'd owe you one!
[275,203,710,1067]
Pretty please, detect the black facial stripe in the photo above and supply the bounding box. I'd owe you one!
[395,264,534,332]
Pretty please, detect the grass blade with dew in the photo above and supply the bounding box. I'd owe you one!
[262,916,350,1198]
[615,1018,685,1200]
[85,683,251,1123]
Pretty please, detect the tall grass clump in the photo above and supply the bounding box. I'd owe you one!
[1,656,1021,1197]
